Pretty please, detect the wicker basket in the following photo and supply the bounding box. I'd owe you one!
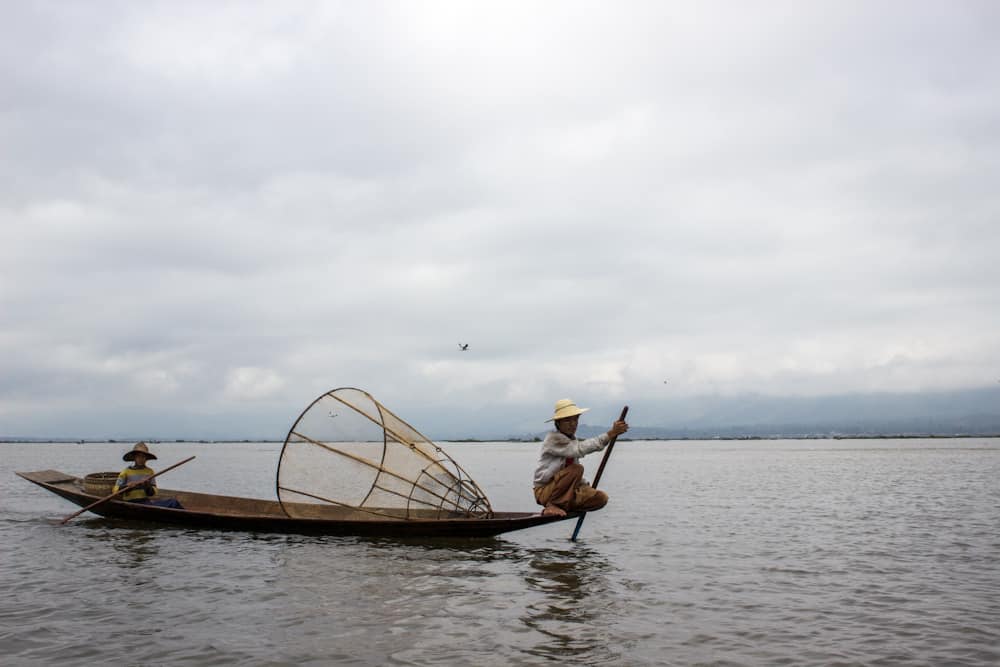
[84,471,119,495]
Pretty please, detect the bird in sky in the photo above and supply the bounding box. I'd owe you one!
[458,343,469,351]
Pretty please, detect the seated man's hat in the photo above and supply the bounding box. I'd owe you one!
[123,441,158,462]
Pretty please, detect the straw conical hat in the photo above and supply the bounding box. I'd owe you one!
[123,441,157,462]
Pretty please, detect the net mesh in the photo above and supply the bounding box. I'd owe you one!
[276,388,493,520]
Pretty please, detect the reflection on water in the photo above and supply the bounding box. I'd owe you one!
[111,531,160,570]
[520,544,621,663]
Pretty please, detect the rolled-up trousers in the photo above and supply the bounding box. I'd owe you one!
[533,462,608,512]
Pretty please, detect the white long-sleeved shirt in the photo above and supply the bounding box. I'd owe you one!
[532,430,609,487]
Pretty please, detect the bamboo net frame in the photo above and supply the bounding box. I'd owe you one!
[276,388,494,520]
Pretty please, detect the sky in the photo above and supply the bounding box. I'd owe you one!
[2,1,999,439]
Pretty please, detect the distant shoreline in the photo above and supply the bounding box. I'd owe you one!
[446,433,1000,442]
[3,433,999,444]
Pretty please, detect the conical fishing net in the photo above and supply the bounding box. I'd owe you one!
[276,388,493,520]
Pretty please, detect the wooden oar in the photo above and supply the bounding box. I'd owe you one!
[570,406,628,541]
[60,455,195,524]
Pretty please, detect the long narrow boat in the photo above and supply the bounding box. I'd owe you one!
[17,470,575,538]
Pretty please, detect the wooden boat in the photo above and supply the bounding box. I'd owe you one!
[18,388,596,538]
[17,469,576,538]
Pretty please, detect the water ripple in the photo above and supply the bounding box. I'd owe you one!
[2,440,999,665]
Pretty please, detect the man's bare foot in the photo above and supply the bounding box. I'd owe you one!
[541,504,566,517]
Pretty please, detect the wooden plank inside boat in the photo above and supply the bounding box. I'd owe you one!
[19,470,77,485]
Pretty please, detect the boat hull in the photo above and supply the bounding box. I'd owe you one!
[17,470,577,538]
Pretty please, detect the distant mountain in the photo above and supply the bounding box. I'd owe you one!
[4,386,998,442]
[457,386,1000,441]
[572,416,1000,440]
[553,386,1000,440]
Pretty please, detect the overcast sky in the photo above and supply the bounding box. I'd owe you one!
[2,2,998,439]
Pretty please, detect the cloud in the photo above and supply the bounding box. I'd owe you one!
[1,2,999,438]
[223,366,286,401]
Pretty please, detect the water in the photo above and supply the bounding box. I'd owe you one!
[1,439,998,666]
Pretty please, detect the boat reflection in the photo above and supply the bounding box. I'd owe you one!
[81,523,162,571]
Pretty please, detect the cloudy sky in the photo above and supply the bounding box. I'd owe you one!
[2,2,998,439]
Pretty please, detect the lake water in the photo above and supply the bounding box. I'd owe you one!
[2,439,998,666]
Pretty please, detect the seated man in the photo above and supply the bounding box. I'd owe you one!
[114,442,183,509]
[533,399,628,517]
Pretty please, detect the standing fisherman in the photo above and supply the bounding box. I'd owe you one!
[532,399,628,517]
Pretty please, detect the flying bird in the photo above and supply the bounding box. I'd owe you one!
[458,343,469,351]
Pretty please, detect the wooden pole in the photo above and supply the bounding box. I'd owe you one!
[570,406,628,541]
[59,456,195,524]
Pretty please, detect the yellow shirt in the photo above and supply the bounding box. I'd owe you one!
[113,465,157,501]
